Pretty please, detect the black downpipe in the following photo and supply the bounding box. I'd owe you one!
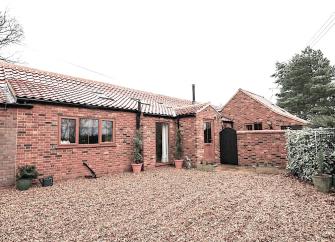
[136,100,141,130]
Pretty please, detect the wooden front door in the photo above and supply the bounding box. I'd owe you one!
[220,128,238,165]
[203,120,215,162]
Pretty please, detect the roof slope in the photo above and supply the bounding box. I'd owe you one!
[229,89,308,124]
[175,102,209,115]
[0,61,216,117]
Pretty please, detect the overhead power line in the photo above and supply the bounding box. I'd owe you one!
[307,12,335,45]
[307,12,335,47]
[17,43,115,81]
[311,21,335,47]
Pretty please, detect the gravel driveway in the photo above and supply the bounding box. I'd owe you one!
[1,168,334,241]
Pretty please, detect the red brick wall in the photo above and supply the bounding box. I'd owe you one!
[0,102,289,187]
[222,90,305,131]
[9,104,181,184]
[237,130,287,168]
[0,108,17,186]
[141,115,176,168]
[179,117,196,162]
[195,106,221,164]
[15,104,138,181]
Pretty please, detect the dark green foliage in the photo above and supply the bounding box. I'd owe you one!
[272,47,335,126]
[17,165,39,180]
[175,128,183,160]
[286,129,335,181]
[133,129,143,164]
[310,115,335,128]
[315,150,325,175]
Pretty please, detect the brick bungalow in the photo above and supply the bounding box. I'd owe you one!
[0,62,307,186]
[219,88,308,167]
[220,88,308,131]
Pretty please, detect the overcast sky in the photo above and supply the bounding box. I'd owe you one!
[1,0,335,105]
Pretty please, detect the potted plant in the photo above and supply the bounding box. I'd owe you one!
[16,165,39,191]
[331,151,335,188]
[132,129,143,174]
[174,127,183,169]
[312,150,332,193]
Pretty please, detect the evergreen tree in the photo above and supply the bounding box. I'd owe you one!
[272,47,335,127]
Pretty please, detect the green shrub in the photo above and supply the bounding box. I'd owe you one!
[175,127,183,160]
[17,165,39,180]
[133,129,143,164]
[286,128,335,181]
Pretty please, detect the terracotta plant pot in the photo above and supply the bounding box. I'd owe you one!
[174,160,183,169]
[312,174,332,193]
[16,179,32,191]
[131,163,143,174]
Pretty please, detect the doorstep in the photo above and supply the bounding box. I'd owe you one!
[155,162,172,167]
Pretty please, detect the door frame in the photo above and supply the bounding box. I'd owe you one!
[203,119,215,161]
[155,121,170,163]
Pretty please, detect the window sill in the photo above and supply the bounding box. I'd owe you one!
[57,143,117,149]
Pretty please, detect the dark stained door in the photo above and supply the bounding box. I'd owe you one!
[220,128,238,165]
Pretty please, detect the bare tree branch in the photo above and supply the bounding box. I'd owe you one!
[0,11,24,63]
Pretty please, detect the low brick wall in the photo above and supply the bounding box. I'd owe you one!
[237,130,287,168]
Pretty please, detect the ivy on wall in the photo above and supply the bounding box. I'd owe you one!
[286,128,335,181]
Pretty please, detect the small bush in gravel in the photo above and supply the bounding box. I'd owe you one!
[16,165,40,191]
[183,156,192,169]
[17,165,40,180]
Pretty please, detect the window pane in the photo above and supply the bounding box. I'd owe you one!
[254,123,262,130]
[156,123,162,162]
[61,118,76,144]
[207,123,212,143]
[79,118,99,144]
[204,122,212,143]
[246,124,253,130]
[102,120,113,142]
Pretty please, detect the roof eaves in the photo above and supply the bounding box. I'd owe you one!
[16,97,180,118]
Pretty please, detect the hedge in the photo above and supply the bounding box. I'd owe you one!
[286,128,335,181]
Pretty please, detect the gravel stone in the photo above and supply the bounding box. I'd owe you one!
[0,168,334,241]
